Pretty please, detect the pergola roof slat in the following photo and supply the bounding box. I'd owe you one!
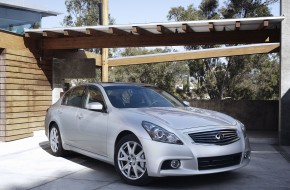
[43,31,63,38]
[109,27,132,35]
[86,28,110,36]
[64,29,86,37]
[258,20,269,30]
[132,26,154,35]
[182,24,195,33]
[157,25,174,34]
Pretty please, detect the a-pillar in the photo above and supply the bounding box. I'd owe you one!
[280,0,290,145]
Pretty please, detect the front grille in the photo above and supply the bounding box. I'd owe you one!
[188,129,240,145]
[198,153,242,170]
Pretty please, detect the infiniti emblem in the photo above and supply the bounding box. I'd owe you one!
[215,133,224,140]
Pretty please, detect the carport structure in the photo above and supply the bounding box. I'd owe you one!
[0,5,289,144]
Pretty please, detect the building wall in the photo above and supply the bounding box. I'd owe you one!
[0,48,52,141]
[190,100,278,131]
[280,0,290,145]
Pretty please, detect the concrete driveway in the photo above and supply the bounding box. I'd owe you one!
[0,131,290,190]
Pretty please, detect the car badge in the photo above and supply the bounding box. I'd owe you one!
[215,133,224,140]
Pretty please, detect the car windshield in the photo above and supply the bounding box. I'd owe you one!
[104,85,185,108]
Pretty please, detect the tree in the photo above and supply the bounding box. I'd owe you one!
[167,0,279,100]
[63,0,115,27]
[220,0,278,18]
[168,0,224,99]
[63,0,101,26]
[109,47,189,95]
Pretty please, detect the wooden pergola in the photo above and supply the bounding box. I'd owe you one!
[24,16,283,81]
[0,16,284,142]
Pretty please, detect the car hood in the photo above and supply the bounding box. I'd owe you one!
[124,107,237,130]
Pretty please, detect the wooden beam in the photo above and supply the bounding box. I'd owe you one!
[109,27,131,35]
[209,23,215,32]
[132,26,153,35]
[258,20,269,30]
[108,43,280,66]
[42,30,280,49]
[43,31,63,38]
[235,21,241,31]
[86,28,109,36]
[101,0,109,82]
[157,25,174,34]
[24,32,42,38]
[182,24,194,33]
[48,50,102,66]
[64,29,86,37]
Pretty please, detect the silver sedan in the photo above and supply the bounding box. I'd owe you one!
[45,83,251,185]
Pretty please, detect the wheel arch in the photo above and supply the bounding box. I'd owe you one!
[114,130,136,148]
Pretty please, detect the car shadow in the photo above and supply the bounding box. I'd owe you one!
[39,141,116,173]
[39,141,242,189]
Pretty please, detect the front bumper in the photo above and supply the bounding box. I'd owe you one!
[140,136,251,177]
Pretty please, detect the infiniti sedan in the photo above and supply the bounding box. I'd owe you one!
[45,83,251,185]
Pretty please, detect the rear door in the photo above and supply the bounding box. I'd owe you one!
[59,86,86,146]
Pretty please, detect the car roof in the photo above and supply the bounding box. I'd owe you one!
[88,82,155,88]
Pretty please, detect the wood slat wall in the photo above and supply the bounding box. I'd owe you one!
[0,49,52,141]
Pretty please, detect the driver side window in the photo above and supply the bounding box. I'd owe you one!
[85,86,105,109]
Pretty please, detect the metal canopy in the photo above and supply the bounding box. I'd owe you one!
[24,16,284,49]
[0,2,60,17]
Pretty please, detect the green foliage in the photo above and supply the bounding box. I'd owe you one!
[167,0,220,21]
[220,0,275,18]
[167,5,201,21]
[167,0,279,100]
[109,48,189,94]
[199,0,220,19]
[63,0,101,26]
[63,0,115,27]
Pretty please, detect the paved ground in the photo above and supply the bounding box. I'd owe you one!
[0,131,290,190]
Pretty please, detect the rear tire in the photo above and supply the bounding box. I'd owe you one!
[49,124,66,157]
[114,134,152,185]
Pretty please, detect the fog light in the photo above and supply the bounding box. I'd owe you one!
[170,160,181,169]
[244,150,251,159]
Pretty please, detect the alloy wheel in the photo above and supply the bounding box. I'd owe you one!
[50,127,59,153]
[117,141,146,180]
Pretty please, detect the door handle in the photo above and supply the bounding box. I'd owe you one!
[77,113,84,119]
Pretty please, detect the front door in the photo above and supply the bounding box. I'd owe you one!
[76,86,109,156]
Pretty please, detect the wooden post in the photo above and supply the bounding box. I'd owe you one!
[101,0,109,82]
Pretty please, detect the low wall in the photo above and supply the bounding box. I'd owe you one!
[190,100,279,131]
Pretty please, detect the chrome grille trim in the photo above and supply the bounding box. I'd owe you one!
[188,129,240,145]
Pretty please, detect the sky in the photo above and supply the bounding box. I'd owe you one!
[11,0,280,28]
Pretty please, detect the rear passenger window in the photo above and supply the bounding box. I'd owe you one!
[62,91,71,105]
[66,86,86,108]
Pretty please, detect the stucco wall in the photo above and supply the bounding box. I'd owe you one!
[190,100,278,131]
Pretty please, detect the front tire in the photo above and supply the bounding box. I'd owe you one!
[49,124,66,157]
[114,134,152,185]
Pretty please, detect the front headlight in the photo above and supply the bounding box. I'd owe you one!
[239,122,247,138]
[142,121,183,145]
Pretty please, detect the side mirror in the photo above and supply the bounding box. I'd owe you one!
[86,102,103,111]
[183,101,190,106]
